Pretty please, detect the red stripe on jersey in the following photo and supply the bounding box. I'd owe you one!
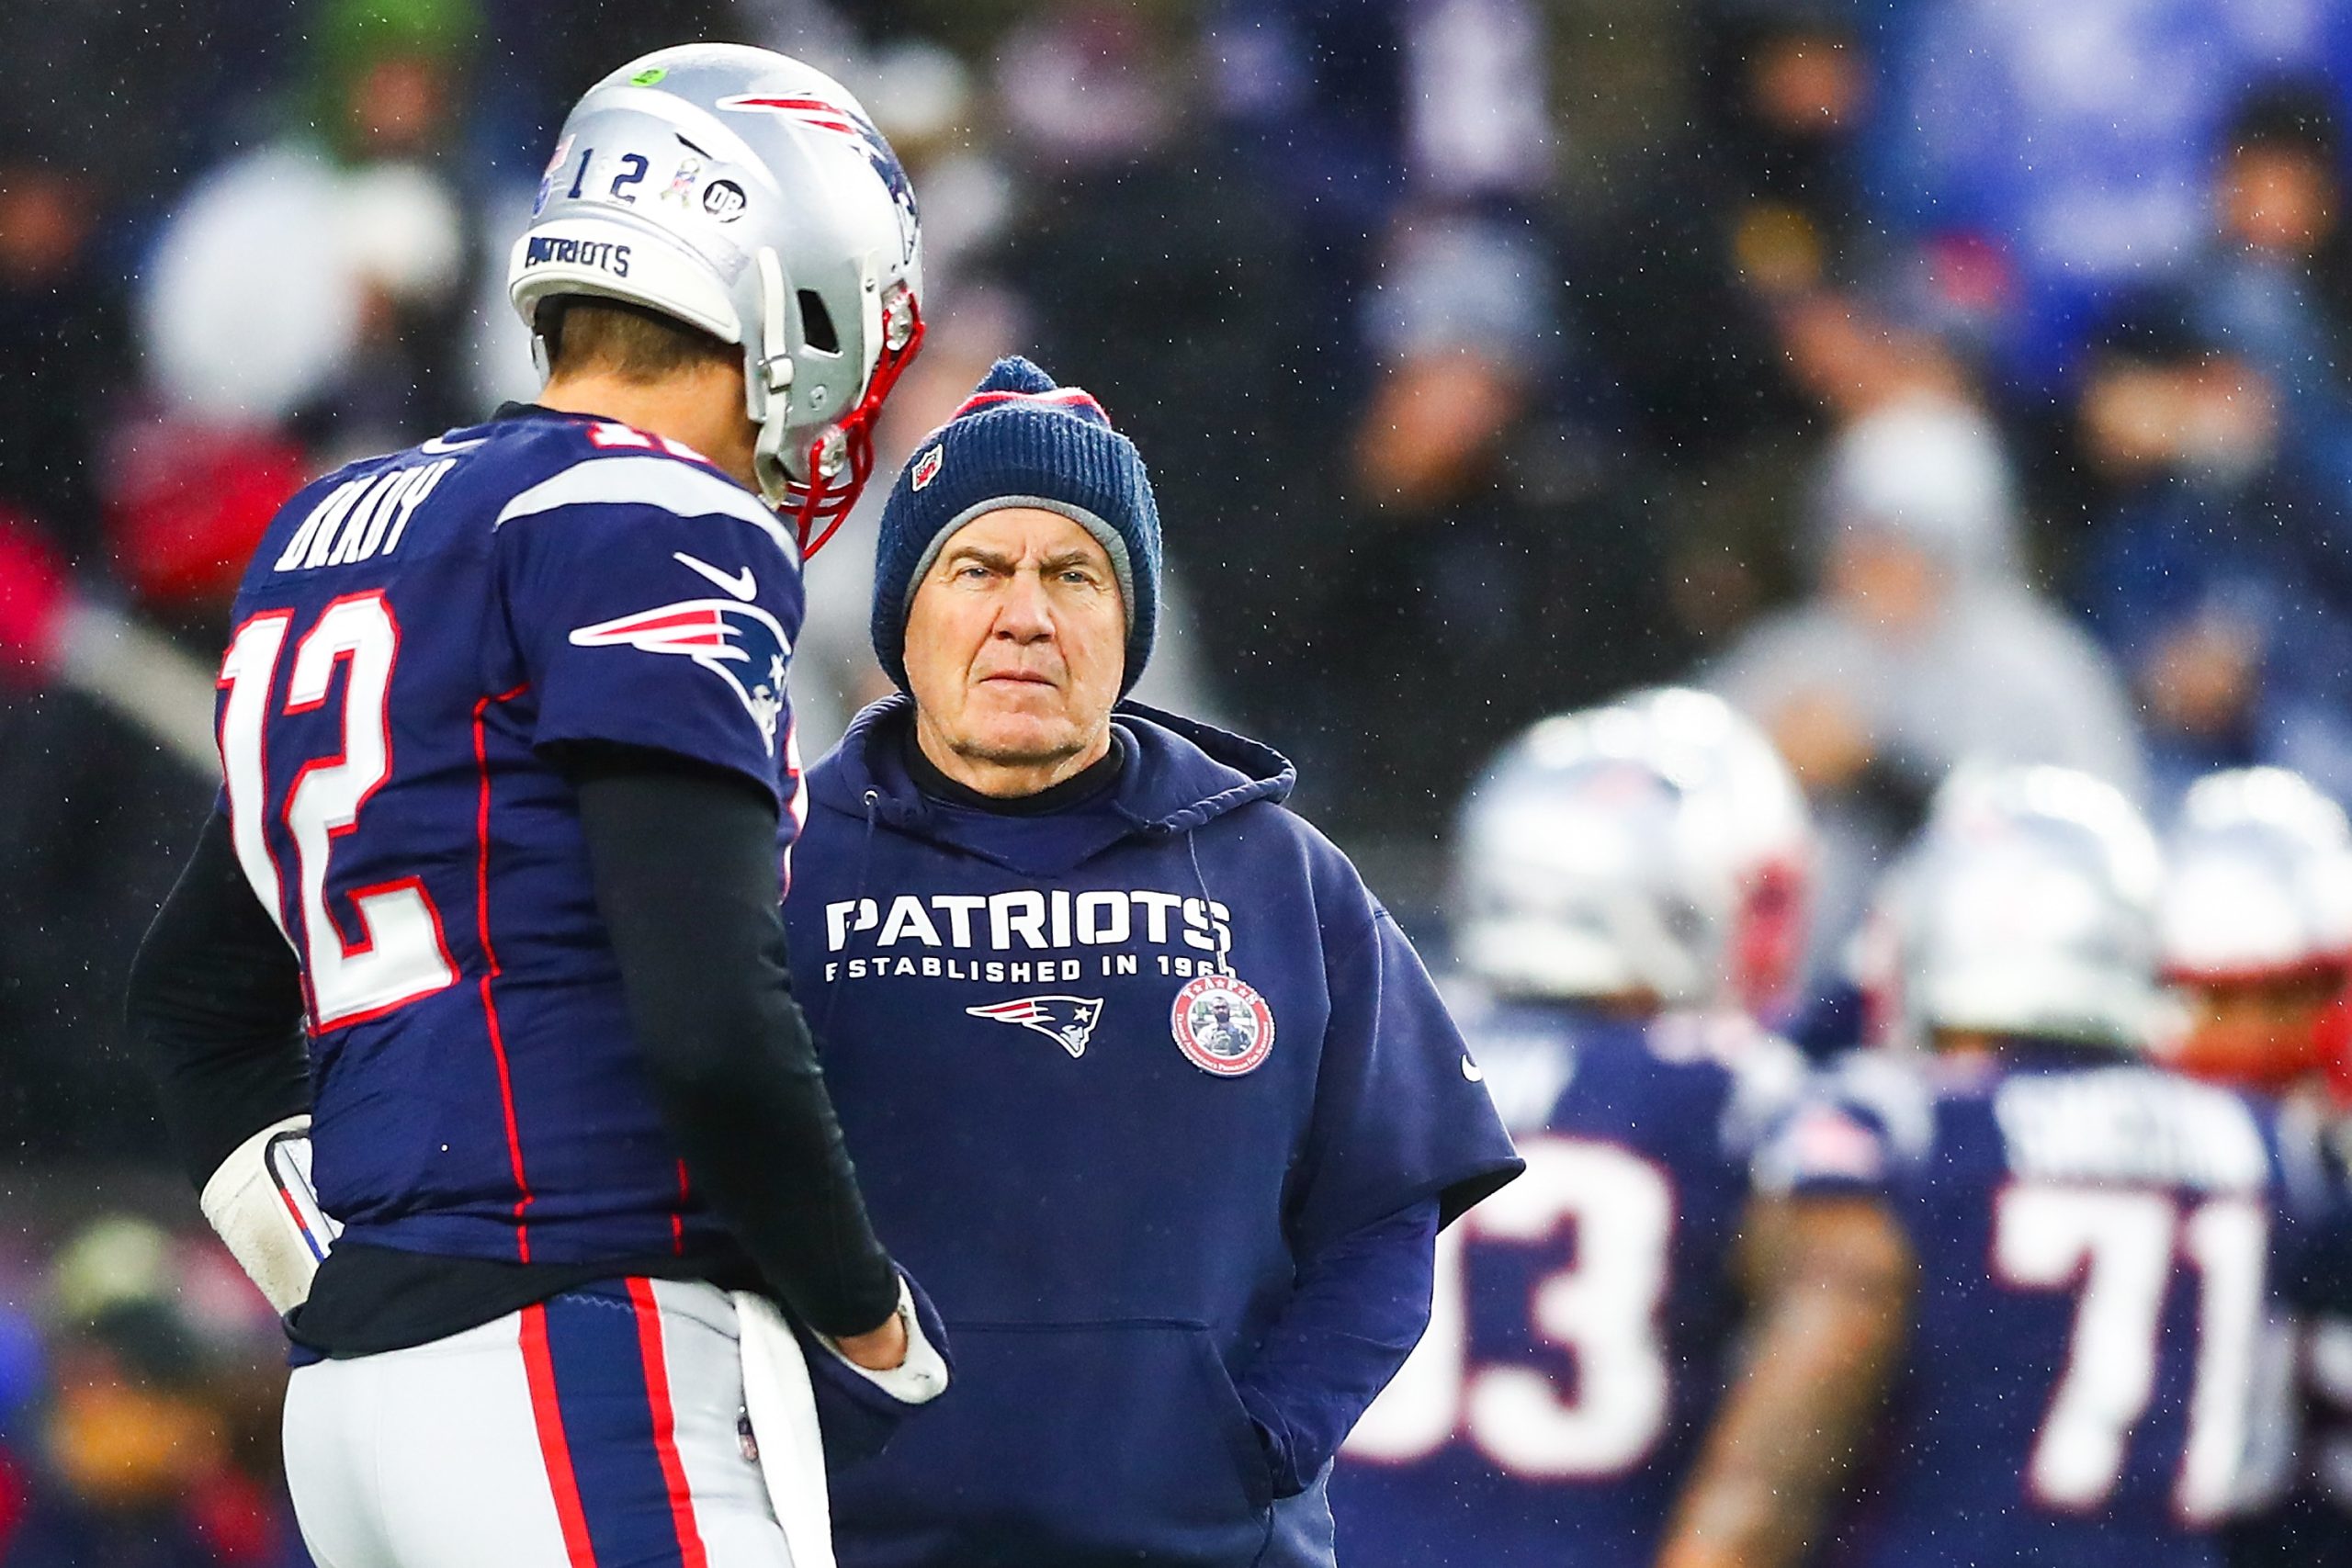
[521,1304,600,1566]
[474,684,535,1260]
[626,1280,711,1568]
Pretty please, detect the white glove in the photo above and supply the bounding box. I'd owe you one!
[811,1275,950,1405]
[198,1115,340,1314]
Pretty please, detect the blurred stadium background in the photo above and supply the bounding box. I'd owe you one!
[3,0,2351,1559]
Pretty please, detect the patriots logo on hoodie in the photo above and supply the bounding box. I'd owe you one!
[569,594,792,753]
[966,996,1105,1059]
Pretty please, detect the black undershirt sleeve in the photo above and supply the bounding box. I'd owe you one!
[127,810,312,1190]
[566,743,901,1338]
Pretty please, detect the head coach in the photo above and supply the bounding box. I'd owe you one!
[781,355,1522,1567]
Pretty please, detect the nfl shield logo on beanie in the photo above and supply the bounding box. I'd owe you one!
[870,355,1161,694]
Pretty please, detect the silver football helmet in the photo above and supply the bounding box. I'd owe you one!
[1453,688,1814,1013]
[2160,767,2352,983]
[1884,763,2164,1051]
[509,44,923,551]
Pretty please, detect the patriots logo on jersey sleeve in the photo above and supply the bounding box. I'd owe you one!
[967,996,1105,1059]
[569,595,792,753]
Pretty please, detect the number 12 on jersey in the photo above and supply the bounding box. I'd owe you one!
[219,592,458,1030]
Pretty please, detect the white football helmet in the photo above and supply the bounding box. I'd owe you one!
[509,44,924,551]
[1883,764,2164,1051]
[1453,688,1813,1014]
[2160,767,2352,984]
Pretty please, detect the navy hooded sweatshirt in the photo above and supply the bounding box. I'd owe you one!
[785,696,1522,1567]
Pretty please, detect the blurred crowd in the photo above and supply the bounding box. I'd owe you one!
[0,1204,308,1568]
[9,1,2352,1553]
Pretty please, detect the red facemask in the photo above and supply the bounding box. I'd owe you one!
[1733,857,1811,1022]
[2168,1013,2326,1091]
[2318,985,2352,1108]
[2165,959,2352,1099]
[782,293,925,558]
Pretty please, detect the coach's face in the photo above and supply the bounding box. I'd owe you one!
[904,506,1125,795]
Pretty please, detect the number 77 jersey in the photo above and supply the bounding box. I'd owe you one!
[1757,1048,2336,1568]
[1332,1003,1807,1567]
[214,407,806,1269]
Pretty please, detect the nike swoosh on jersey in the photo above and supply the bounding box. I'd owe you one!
[1461,1056,1485,1082]
[673,551,758,601]
[418,434,487,455]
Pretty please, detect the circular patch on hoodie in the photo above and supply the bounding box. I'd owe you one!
[1170,975,1274,1077]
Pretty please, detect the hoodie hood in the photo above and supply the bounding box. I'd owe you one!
[808,694,1295,876]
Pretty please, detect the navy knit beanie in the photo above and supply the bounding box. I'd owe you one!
[871,356,1160,694]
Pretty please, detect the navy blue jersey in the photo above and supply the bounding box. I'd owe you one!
[2304,1309,2352,1517]
[1332,1003,1804,1567]
[2273,1310,2352,1557]
[781,696,1521,1568]
[1764,1051,2337,1568]
[217,407,805,1269]
[2224,1292,2352,1564]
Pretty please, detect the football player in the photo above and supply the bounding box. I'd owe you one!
[1657,764,2339,1568]
[2156,768,2352,1565]
[126,45,943,1568]
[1332,687,1815,1566]
[2159,768,2352,1100]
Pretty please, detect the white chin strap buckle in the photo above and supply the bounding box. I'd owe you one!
[881,283,915,354]
[812,426,847,481]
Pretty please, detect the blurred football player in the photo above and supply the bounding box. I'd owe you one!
[1657,764,2339,1568]
[127,45,945,1568]
[2157,767,2352,1566]
[2159,768,2352,1099]
[1332,687,1814,1567]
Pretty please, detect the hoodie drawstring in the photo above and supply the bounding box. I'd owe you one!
[815,788,885,1044]
[1182,829,1235,977]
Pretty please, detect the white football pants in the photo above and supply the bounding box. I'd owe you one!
[284,1277,796,1568]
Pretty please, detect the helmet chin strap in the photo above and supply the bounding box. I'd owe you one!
[750,247,799,513]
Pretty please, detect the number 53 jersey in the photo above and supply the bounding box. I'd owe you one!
[214,406,806,1269]
[1332,1002,1806,1567]
[1758,1047,2344,1568]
